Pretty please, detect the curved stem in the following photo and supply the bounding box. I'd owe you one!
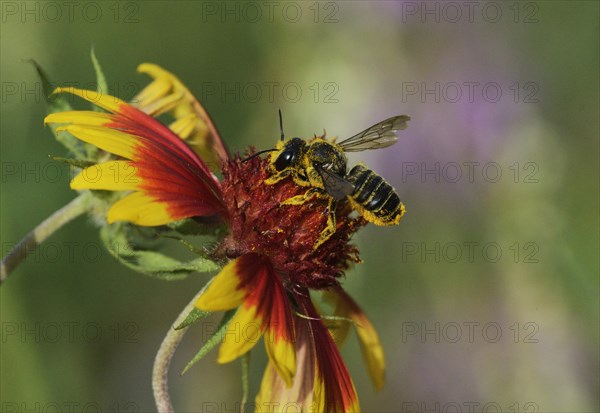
[1,193,90,284]
[241,353,250,412]
[152,290,204,413]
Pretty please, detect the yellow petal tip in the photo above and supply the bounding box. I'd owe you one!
[194,295,209,311]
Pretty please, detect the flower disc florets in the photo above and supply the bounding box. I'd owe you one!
[219,155,365,290]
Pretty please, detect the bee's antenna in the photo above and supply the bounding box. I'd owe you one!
[241,111,284,163]
[241,148,276,163]
[279,109,285,141]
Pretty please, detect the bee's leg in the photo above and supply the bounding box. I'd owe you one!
[313,197,337,250]
[265,169,291,185]
[278,189,337,249]
[279,187,321,206]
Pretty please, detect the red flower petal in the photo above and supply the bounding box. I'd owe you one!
[196,253,296,385]
[298,293,360,412]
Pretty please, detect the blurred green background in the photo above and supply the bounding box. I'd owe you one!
[1,1,598,412]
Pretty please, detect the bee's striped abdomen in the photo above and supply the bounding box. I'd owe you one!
[347,165,404,225]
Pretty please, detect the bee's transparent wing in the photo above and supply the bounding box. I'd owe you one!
[338,115,410,152]
[314,164,355,201]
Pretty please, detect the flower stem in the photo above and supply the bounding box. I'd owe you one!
[0,193,90,284]
[152,290,204,413]
[241,353,250,411]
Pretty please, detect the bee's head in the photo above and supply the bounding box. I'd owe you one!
[273,137,306,171]
[269,109,308,171]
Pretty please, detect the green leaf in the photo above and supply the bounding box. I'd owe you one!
[166,217,226,236]
[26,59,71,113]
[28,59,97,159]
[50,155,96,170]
[100,222,219,280]
[181,309,236,375]
[175,276,215,330]
[157,233,208,256]
[175,307,211,330]
[90,47,108,112]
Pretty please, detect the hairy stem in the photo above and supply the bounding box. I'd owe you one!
[241,353,250,412]
[1,193,90,284]
[152,290,204,413]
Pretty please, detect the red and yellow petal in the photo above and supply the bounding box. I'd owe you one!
[107,192,173,226]
[256,294,360,413]
[134,63,230,167]
[256,320,315,410]
[55,125,139,159]
[245,255,296,385]
[219,303,263,364]
[327,288,386,391]
[302,295,360,413]
[44,87,227,226]
[311,326,360,411]
[135,64,190,117]
[46,87,215,174]
[264,308,296,387]
[195,257,250,311]
[196,254,296,384]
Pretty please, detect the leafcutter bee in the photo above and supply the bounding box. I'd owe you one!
[256,113,410,249]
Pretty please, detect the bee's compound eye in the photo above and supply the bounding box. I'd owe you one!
[274,150,295,171]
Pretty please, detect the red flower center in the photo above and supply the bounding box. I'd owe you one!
[219,156,364,290]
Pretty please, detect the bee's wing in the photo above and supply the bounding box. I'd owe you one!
[314,164,355,201]
[338,115,410,152]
